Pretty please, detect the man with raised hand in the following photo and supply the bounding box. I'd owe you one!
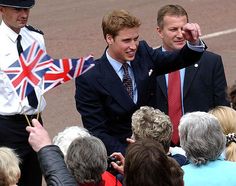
[75,9,206,155]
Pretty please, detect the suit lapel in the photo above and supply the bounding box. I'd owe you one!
[97,54,136,111]
[156,47,168,98]
[156,75,168,98]
[183,61,200,98]
[131,56,152,105]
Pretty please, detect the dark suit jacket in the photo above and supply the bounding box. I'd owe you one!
[75,40,204,155]
[156,48,229,116]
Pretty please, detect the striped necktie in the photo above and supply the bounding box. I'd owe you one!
[122,63,133,99]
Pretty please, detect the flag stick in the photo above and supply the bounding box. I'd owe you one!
[19,102,32,126]
[37,95,42,120]
[24,113,32,126]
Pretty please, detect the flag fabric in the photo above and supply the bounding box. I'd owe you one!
[69,55,94,78]
[4,42,53,101]
[43,55,94,93]
[43,58,75,93]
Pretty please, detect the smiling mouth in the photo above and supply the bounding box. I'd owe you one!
[127,50,136,55]
[175,40,185,44]
[126,52,136,58]
[18,19,27,23]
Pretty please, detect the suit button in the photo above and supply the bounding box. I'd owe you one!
[150,92,155,96]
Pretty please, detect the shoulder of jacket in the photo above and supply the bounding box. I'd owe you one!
[25,25,44,35]
[203,50,221,59]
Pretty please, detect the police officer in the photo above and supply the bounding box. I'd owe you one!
[0,0,46,185]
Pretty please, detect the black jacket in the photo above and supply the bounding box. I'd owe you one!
[37,145,78,186]
[156,49,229,114]
[75,40,205,155]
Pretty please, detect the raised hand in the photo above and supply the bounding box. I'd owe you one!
[26,119,52,152]
[182,23,202,44]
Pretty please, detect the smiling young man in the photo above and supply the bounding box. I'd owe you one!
[75,9,206,156]
[155,4,229,146]
[0,0,46,185]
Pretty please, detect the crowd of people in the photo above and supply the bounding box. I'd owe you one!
[0,0,236,186]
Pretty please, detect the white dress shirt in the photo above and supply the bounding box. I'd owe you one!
[0,21,46,115]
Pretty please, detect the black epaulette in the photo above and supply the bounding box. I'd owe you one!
[25,25,44,35]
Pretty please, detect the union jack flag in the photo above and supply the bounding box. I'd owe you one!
[69,55,94,77]
[4,42,53,101]
[43,55,94,93]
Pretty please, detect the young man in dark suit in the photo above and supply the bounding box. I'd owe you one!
[75,9,206,155]
[155,4,229,146]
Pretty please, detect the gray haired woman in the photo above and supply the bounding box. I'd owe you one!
[179,111,236,186]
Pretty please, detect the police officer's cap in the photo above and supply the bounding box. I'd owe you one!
[0,0,35,9]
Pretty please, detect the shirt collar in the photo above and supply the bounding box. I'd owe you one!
[161,46,167,52]
[0,20,19,43]
[106,50,131,73]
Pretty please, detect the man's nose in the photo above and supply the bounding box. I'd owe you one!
[19,9,29,17]
[177,29,184,38]
[130,40,138,50]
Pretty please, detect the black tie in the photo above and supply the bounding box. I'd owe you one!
[17,35,23,55]
[122,63,133,99]
[17,35,38,109]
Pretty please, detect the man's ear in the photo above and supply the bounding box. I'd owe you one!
[106,34,114,45]
[156,26,164,39]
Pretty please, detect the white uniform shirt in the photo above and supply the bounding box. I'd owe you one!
[0,21,46,115]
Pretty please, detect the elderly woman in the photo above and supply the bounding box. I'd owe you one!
[66,136,122,186]
[129,106,187,166]
[179,111,236,186]
[209,106,236,162]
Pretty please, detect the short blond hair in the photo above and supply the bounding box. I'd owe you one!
[0,147,21,186]
[102,9,141,39]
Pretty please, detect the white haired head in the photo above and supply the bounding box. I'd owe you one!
[53,126,91,156]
